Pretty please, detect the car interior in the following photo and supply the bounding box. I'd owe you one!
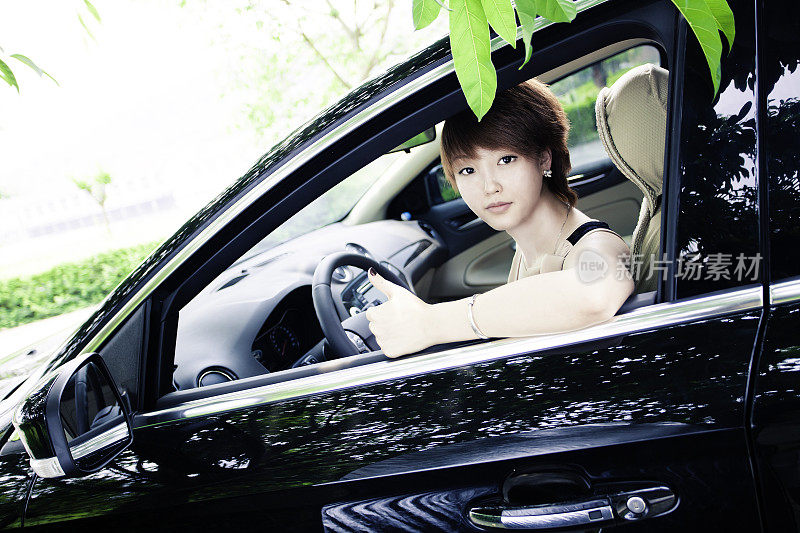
[166,42,670,398]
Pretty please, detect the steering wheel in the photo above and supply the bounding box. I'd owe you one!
[312,252,413,359]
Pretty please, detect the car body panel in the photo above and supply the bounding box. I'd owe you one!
[25,307,760,529]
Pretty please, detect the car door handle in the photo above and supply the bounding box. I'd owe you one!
[468,498,614,530]
[456,217,484,231]
[444,213,483,231]
[467,486,676,530]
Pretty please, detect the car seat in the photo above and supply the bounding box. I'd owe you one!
[595,63,669,294]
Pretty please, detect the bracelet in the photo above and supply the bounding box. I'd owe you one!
[468,294,490,340]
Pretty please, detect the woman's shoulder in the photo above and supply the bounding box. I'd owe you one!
[564,208,625,247]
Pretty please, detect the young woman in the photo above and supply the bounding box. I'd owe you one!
[365,79,634,358]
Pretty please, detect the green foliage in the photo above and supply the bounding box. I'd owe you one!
[705,0,735,50]
[560,82,600,145]
[413,0,735,119]
[515,0,538,69]
[672,0,723,95]
[0,58,18,92]
[534,0,577,23]
[449,0,496,121]
[481,0,517,48]
[413,0,443,29]
[83,0,101,22]
[73,171,112,207]
[0,242,159,330]
[1,0,100,92]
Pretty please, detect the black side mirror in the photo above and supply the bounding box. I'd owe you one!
[12,352,132,479]
[387,127,436,154]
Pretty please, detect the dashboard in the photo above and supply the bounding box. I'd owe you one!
[173,219,446,390]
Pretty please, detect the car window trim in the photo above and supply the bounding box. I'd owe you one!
[770,275,800,306]
[138,283,762,427]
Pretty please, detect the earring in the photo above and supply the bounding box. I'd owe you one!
[543,169,553,178]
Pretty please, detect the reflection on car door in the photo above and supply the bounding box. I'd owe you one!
[750,2,800,530]
[20,300,762,531]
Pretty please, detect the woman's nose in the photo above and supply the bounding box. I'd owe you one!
[483,172,501,194]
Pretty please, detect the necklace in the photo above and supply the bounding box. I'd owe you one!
[553,201,572,254]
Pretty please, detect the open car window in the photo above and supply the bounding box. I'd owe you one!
[168,43,668,395]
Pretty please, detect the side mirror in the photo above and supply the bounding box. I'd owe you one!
[12,352,132,479]
[387,127,436,154]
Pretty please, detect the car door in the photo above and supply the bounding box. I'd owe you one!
[749,2,800,531]
[19,1,764,531]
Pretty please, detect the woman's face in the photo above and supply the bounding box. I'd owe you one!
[452,146,550,232]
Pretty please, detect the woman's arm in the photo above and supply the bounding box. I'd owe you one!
[365,231,634,358]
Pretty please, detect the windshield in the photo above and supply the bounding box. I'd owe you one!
[235,150,406,265]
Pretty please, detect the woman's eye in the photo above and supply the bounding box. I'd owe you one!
[498,155,517,165]
[458,167,474,176]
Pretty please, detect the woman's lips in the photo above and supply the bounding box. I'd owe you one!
[486,202,512,214]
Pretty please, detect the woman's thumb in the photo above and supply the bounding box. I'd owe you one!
[368,267,394,298]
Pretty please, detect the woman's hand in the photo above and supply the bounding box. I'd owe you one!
[364,268,438,358]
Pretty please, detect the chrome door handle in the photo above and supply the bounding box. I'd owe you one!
[468,486,676,530]
[468,498,614,529]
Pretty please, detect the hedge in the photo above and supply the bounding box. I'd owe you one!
[0,241,159,330]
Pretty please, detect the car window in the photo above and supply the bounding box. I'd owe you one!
[235,150,406,265]
[429,44,662,203]
[168,42,669,394]
[551,45,661,174]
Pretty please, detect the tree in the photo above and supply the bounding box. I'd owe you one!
[187,0,447,143]
[73,171,113,235]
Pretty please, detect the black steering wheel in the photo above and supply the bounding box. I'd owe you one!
[312,252,412,359]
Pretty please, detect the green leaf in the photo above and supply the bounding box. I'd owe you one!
[515,0,538,69]
[9,54,58,86]
[10,54,43,77]
[412,0,442,30]
[84,0,101,22]
[78,13,96,41]
[672,0,723,95]
[534,0,576,23]
[481,0,517,47]
[704,0,734,50]
[0,59,19,92]
[449,0,497,121]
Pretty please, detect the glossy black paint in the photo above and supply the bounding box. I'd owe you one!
[12,375,57,461]
[763,3,800,282]
[753,300,800,531]
[25,310,760,529]
[320,430,750,532]
[675,0,761,299]
[0,440,33,529]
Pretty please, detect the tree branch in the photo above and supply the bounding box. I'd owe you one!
[362,0,394,78]
[279,0,352,89]
[325,0,361,50]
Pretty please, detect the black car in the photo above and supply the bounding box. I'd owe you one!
[1,0,798,530]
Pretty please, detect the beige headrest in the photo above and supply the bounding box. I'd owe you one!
[595,63,669,217]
